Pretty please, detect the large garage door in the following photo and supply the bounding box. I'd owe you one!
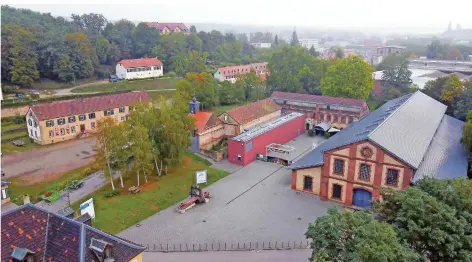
[352,189,372,208]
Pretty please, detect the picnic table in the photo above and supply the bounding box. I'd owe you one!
[128,186,140,194]
[12,140,25,146]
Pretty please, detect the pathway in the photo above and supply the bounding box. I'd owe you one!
[53,80,107,96]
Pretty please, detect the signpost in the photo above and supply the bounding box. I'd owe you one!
[195,170,207,185]
[79,198,95,219]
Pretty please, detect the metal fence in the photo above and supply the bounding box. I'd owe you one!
[143,240,311,252]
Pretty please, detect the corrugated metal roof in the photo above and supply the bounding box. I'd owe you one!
[232,112,303,142]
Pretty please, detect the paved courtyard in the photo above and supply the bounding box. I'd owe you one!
[119,134,334,246]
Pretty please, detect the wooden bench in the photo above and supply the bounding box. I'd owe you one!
[128,186,140,194]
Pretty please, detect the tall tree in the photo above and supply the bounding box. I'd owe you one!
[53,54,74,82]
[95,33,111,64]
[103,19,135,59]
[95,118,118,190]
[427,38,445,59]
[462,111,472,167]
[290,30,299,46]
[131,22,160,58]
[441,73,464,104]
[71,13,107,40]
[309,46,319,57]
[454,80,472,120]
[321,56,374,100]
[189,25,197,33]
[381,60,412,87]
[274,34,279,46]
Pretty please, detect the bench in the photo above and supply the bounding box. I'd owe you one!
[128,186,140,194]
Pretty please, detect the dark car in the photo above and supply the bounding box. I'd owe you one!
[109,75,121,82]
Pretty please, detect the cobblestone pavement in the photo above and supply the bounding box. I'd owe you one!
[143,249,311,262]
[118,135,333,246]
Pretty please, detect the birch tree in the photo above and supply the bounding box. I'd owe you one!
[95,117,118,190]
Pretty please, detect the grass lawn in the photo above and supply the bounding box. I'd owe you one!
[1,130,28,141]
[2,122,25,132]
[71,77,180,94]
[1,138,40,154]
[8,162,102,205]
[71,153,229,234]
[32,77,98,90]
[211,101,249,115]
[146,90,175,101]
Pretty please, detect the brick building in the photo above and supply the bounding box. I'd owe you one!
[213,62,269,83]
[144,22,189,34]
[289,91,468,208]
[270,91,369,131]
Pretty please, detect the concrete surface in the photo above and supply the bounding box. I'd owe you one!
[118,135,333,246]
[143,249,311,262]
[1,202,19,214]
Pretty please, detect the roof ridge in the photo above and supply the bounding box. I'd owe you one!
[43,212,50,262]
[85,226,145,250]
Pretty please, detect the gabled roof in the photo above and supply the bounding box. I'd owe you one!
[271,91,367,108]
[190,111,222,134]
[225,98,280,125]
[289,91,467,177]
[1,204,145,262]
[30,92,150,121]
[118,58,163,69]
[145,22,188,31]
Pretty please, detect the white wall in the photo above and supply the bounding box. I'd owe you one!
[213,70,236,83]
[26,110,41,143]
[116,64,163,80]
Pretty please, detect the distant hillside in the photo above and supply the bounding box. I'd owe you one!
[442,29,472,40]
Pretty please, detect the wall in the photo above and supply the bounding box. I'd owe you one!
[239,110,281,133]
[228,115,306,166]
[198,124,225,150]
[128,253,143,262]
[26,109,42,143]
[292,167,322,194]
[1,105,29,118]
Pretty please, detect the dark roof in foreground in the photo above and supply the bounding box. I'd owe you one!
[271,91,367,108]
[30,91,151,121]
[289,91,468,181]
[1,204,145,262]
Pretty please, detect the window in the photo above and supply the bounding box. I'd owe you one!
[119,107,125,113]
[60,128,65,135]
[303,176,313,191]
[332,184,342,199]
[71,126,76,133]
[386,169,399,186]
[359,163,370,180]
[89,113,96,119]
[58,118,66,125]
[49,130,54,137]
[333,159,344,174]
[104,109,114,116]
[34,131,37,138]
[91,122,96,129]
[1,188,7,200]
[46,120,54,127]
[34,121,37,128]
[30,130,33,136]
[28,119,32,126]
[245,141,253,152]
[79,115,86,121]
[121,116,125,121]
[68,116,76,123]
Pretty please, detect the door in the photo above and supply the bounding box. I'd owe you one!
[352,189,372,208]
[305,123,310,130]
[303,176,313,191]
[80,124,85,133]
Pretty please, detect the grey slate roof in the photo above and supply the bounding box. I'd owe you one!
[289,91,468,181]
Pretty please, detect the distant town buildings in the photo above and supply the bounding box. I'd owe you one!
[214,62,269,83]
[299,39,320,50]
[250,42,272,48]
[145,22,189,34]
[116,58,163,80]
[26,92,150,145]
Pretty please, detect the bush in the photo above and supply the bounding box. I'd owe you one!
[2,85,20,94]
[165,71,177,77]
[324,132,331,139]
[308,129,315,137]
[103,189,119,198]
[13,115,26,124]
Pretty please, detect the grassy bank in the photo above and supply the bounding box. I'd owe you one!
[71,154,228,234]
[211,101,249,115]
[71,77,180,94]
[32,77,99,90]
[147,90,175,101]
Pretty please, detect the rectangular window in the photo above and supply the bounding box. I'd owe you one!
[119,107,125,113]
[58,118,66,125]
[359,163,371,180]
[60,128,65,135]
[91,122,96,129]
[79,115,86,121]
[89,113,96,119]
[34,131,37,138]
[245,141,253,152]
[49,130,54,137]
[30,130,33,136]
[303,176,313,191]
[332,184,342,199]
[333,159,344,174]
[34,121,37,128]
[46,120,54,127]
[68,116,76,123]
[104,109,114,116]
[386,169,399,186]
[28,119,32,126]
[71,126,76,133]
[1,189,7,200]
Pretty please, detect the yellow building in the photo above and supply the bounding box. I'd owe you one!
[26,92,150,145]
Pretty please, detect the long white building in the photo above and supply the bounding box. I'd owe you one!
[116,58,163,80]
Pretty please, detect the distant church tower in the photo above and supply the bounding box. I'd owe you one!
[189,96,200,114]
[447,21,452,31]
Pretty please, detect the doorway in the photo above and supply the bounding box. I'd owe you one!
[303,176,313,191]
[352,189,372,208]
[305,123,310,130]
[80,124,85,133]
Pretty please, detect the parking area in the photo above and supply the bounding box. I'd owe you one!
[118,134,333,246]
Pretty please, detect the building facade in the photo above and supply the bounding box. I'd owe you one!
[26,92,151,145]
[116,58,163,80]
[270,91,369,130]
[250,42,272,48]
[299,39,320,49]
[144,22,189,34]
[214,62,268,83]
[289,91,469,208]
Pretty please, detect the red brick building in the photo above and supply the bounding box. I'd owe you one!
[289,91,469,208]
[270,91,369,131]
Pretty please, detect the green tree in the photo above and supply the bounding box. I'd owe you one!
[376,54,409,71]
[274,34,279,46]
[309,46,319,57]
[65,32,94,79]
[95,33,111,64]
[381,60,412,87]
[187,33,203,52]
[71,13,107,40]
[441,73,464,104]
[189,25,197,33]
[427,38,446,59]
[306,207,419,262]
[334,47,344,59]
[290,30,299,46]
[184,72,218,108]
[462,111,472,165]
[131,22,160,58]
[321,56,374,100]
[103,19,135,59]
[172,52,190,76]
[95,117,119,190]
[454,80,472,120]
[127,124,153,186]
[53,54,74,82]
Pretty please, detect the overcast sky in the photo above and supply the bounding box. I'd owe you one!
[6,0,472,33]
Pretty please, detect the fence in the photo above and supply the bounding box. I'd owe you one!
[143,240,311,252]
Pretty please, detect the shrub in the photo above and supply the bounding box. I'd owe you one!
[324,132,331,139]
[308,129,315,137]
[2,85,20,94]
[165,71,177,77]
[103,189,119,198]
[13,115,26,124]
[44,191,52,197]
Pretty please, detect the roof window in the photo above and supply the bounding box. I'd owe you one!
[11,247,35,262]
[90,238,114,262]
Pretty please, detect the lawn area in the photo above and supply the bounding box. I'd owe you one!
[146,90,175,101]
[1,130,28,141]
[211,101,249,115]
[1,139,40,154]
[71,77,180,94]
[2,122,25,132]
[32,77,98,90]
[8,162,101,205]
[71,153,229,234]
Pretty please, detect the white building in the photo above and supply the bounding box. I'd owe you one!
[250,42,272,48]
[299,39,320,49]
[116,58,163,80]
[214,62,268,83]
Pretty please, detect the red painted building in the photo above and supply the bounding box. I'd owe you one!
[228,112,305,166]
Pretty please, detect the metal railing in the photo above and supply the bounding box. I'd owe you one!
[143,240,311,252]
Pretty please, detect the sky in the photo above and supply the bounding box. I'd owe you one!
[5,0,472,34]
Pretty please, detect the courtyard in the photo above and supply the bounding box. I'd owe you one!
[118,134,334,246]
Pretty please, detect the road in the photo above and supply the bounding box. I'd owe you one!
[143,249,311,262]
[53,80,107,96]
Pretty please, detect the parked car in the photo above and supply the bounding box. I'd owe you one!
[109,75,122,82]
[29,90,40,95]
[15,93,25,99]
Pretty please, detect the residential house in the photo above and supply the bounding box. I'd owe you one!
[26,92,151,145]
[1,204,145,262]
[270,91,369,130]
[250,42,272,48]
[214,62,268,83]
[116,58,163,80]
[289,91,468,208]
[144,22,189,34]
